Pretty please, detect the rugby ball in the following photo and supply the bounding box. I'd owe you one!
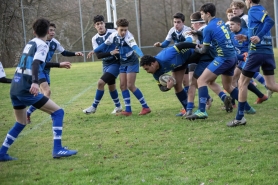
[159,74,176,86]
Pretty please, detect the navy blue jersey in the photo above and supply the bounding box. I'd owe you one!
[203,18,236,58]
[248,5,273,54]
[153,46,192,80]
[11,38,49,95]
[92,29,119,66]
[43,38,65,74]
[230,28,249,55]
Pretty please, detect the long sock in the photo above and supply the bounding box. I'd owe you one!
[253,72,266,86]
[175,90,188,110]
[27,105,37,116]
[51,109,64,150]
[122,90,131,112]
[0,122,25,155]
[92,89,104,108]
[186,102,194,111]
[231,98,236,105]
[198,86,208,112]
[218,91,227,102]
[230,87,251,111]
[248,82,264,98]
[236,101,246,120]
[110,90,121,108]
[132,88,149,108]
[183,86,189,94]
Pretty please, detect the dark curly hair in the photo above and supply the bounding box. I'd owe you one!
[116,18,129,27]
[93,15,105,24]
[140,55,156,66]
[32,18,50,37]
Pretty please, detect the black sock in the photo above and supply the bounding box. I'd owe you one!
[248,82,264,98]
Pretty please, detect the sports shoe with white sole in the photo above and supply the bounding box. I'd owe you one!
[111,106,122,114]
[244,107,256,114]
[227,117,246,127]
[83,106,96,114]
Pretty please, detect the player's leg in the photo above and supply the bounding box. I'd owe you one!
[261,54,278,93]
[26,73,50,123]
[106,64,122,114]
[126,63,151,115]
[0,96,27,161]
[185,64,198,116]
[118,66,132,116]
[171,66,188,116]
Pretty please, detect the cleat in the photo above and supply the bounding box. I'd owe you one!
[224,96,233,113]
[52,147,78,158]
[183,109,193,118]
[116,111,132,116]
[176,108,186,117]
[111,106,122,114]
[244,107,256,114]
[186,109,208,120]
[267,89,273,98]
[206,97,213,110]
[254,95,268,104]
[83,106,96,114]
[139,107,151,115]
[27,115,31,124]
[0,154,17,162]
[227,117,246,127]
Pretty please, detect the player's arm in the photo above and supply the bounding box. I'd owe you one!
[61,50,83,57]
[45,62,71,69]
[256,15,274,40]
[132,45,143,57]
[95,48,119,59]
[154,40,171,48]
[0,77,12,83]
[195,43,210,54]
[174,42,197,51]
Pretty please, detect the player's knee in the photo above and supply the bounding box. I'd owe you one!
[97,79,106,88]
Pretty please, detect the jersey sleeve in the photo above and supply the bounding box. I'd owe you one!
[55,40,65,53]
[125,31,138,48]
[165,28,174,42]
[202,26,212,46]
[92,36,99,50]
[104,33,115,45]
[250,8,268,23]
[34,43,49,63]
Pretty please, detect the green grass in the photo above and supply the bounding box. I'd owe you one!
[1,51,278,184]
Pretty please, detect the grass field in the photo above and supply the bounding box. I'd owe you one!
[1,52,278,185]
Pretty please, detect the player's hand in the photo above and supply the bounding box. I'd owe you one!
[235,34,247,42]
[59,61,71,69]
[75,52,84,56]
[242,52,248,61]
[87,51,94,59]
[166,78,174,89]
[29,83,40,96]
[110,49,119,55]
[153,42,162,47]
[250,36,260,44]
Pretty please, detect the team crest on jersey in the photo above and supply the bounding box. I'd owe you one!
[14,74,21,82]
[217,20,223,26]
[52,45,56,50]
[129,39,135,44]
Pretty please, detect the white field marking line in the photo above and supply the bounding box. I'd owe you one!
[20,82,97,137]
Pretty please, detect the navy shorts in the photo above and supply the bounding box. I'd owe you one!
[243,53,276,73]
[207,56,237,76]
[194,61,211,79]
[11,92,45,108]
[119,63,139,73]
[38,72,50,85]
[103,63,120,77]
